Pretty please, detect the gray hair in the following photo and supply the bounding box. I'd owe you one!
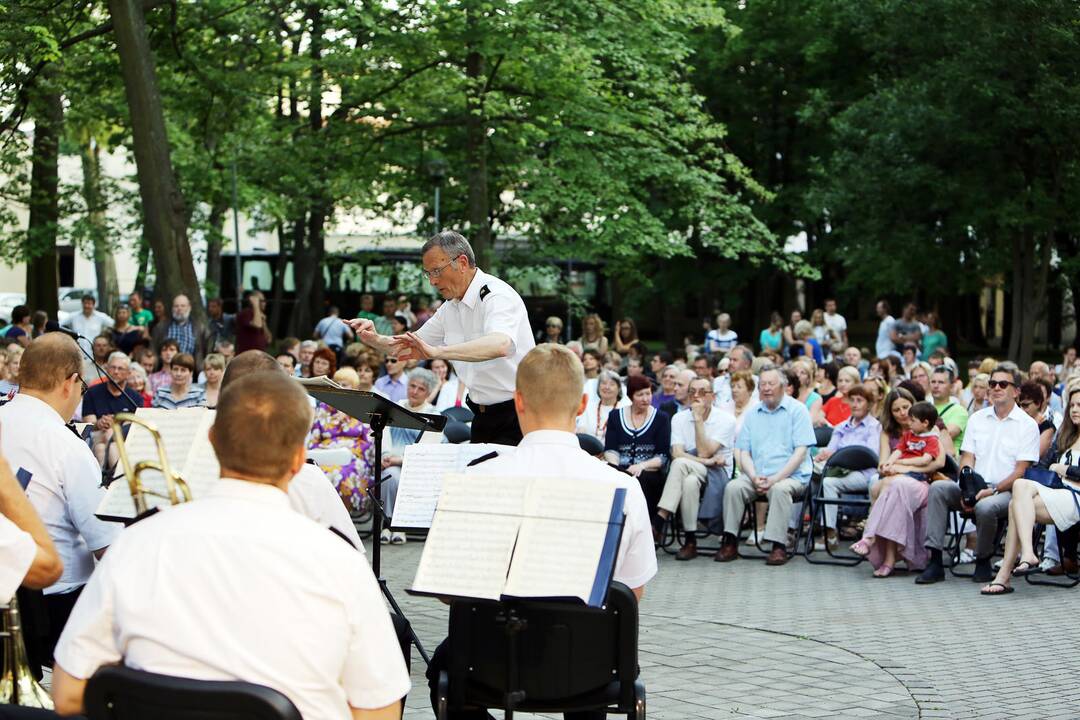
[300,340,318,351]
[128,363,148,383]
[760,365,787,386]
[407,367,438,393]
[422,231,476,267]
[991,364,1022,387]
[106,351,130,367]
[596,370,623,401]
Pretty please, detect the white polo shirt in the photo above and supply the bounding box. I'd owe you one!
[0,394,120,595]
[289,463,364,553]
[54,479,410,720]
[670,407,736,475]
[415,268,535,405]
[960,403,1041,487]
[467,430,657,590]
[0,514,35,601]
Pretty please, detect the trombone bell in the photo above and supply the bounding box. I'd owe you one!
[0,596,53,708]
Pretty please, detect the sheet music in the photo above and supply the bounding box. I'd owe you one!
[391,444,516,529]
[297,376,343,389]
[503,517,608,602]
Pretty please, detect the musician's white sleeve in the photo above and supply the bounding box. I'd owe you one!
[340,562,411,709]
[62,446,121,553]
[0,514,35,601]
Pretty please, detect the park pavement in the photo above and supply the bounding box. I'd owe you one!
[378,536,1080,720]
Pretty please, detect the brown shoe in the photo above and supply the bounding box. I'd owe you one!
[675,542,698,561]
[714,544,737,562]
[766,547,789,566]
[1048,558,1078,576]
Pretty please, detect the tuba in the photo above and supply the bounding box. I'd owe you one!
[113,413,192,515]
[0,594,52,708]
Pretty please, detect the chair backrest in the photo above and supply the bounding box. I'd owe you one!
[442,420,471,444]
[85,665,302,720]
[441,406,475,424]
[825,445,879,473]
[576,432,605,457]
[445,582,638,714]
[814,425,833,448]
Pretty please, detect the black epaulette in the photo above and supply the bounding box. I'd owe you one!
[479,284,491,301]
[608,462,633,477]
[467,451,499,467]
[306,458,317,465]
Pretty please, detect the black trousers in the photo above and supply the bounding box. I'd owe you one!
[466,399,523,446]
[43,587,82,668]
[637,470,664,524]
[426,640,605,720]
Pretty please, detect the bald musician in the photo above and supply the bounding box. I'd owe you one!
[52,371,410,719]
[426,343,656,719]
[221,350,363,550]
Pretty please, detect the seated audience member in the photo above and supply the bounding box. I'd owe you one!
[790,360,825,427]
[656,377,735,559]
[652,365,679,410]
[275,351,297,375]
[0,450,64,594]
[202,353,226,409]
[759,312,784,355]
[126,363,153,408]
[822,365,860,426]
[908,361,932,397]
[625,356,645,380]
[901,344,920,378]
[579,313,609,355]
[917,366,1041,585]
[5,304,33,347]
[581,348,603,389]
[132,345,156,377]
[428,357,468,410]
[791,320,825,365]
[147,339,177,395]
[353,355,379,392]
[730,370,757,436]
[817,362,838,404]
[109,304,147,355]
[602,350,622,373]
[298,339,318,377]
[814,385,881,550]
[540,316,564,344]
[51,370,408,718]
[0,346,20,398]
[81,352,143,467]
[374,354,407,402]
[604,375,672,523]
[311,346,337,379]
[930,366,968,447]
[0,334,121,668]
[379,368,440,545]
[864,376,888,418]
[648,351,673,382]
[691,354,712,380]
[577,369,630,443]
[716,367,816,565]
[880,402,940,481]
[152,352,205,409]
[659,368,695,419]
[89,334,115,382]
[842,345,863,373]
[308,367,375,514]
[982,390,1080,594]
[1030,360,1063,417]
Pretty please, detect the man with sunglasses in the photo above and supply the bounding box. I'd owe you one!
[0,333,119,669]
[348,231,535,445]
[373,355,408,403]
[917,366,1041,585]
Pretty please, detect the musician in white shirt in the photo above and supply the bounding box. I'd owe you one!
[0,451,62,600]
[52,371,409,719]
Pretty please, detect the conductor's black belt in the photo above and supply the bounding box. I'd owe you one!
[466,398,515,414]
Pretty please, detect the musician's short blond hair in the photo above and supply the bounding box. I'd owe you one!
[517,343,585,417]
[19,334,82,392]
[212,371,312,481]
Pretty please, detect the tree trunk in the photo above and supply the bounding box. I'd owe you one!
[80,135,120,314]
[1007,231,1050,368]
[464,16,491,268]
[268,221,293,338]
[205,197,228,299]
[134,229,151,295]
[25,69,62,318]
[108,0,204,321]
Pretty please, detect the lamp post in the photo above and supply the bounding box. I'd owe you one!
[427,159,448,233]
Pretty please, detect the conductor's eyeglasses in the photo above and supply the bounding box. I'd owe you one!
[423,255,462,280]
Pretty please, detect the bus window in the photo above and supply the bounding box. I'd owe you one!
[340,263,365,294]
[283,262,296,292]
[568,269,597,298]
[365,265,392,293]
[396,262,425,294]
[242,260,273,293]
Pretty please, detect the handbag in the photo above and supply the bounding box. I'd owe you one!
[958,466,987,507]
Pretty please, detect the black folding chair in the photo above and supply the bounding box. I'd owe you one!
[85,665,301,720]
[1026,524,1080,589]
[436,582,645,720]
[813,425,833,449]
[802,445,879,566]
[443,420,472,444]
[577,433,605,457]
[441,406,475,424]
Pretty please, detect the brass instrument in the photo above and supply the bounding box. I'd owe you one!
[0,594,52,708]
[113,412,192,515]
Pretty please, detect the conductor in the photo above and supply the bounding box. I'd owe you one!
[348,231,535,445]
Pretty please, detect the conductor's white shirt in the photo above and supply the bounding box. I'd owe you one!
[54,479,410,720]
[0,394,120,595]
[0,513,35,601]
[289,462,364,553]
[415,268,535,405]
[467,429,657,590]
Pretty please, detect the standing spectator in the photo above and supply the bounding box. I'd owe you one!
[920,312,947,360]
[81,353,142,467]
[149,298,167,334]
[810,309,837,361]
[374,355,408,402]
[355,293,380,323]
[109,304,147,355]
[202,353,226,409]
[917,366,1041,584]
[1055,345,1078,380]
[126,363,152,408]
[151,294,212,371]
[875,300,896,359]
[604,374,672,523]
[61,295,113,354]
[374,296,397,336]
[206,297,235,348]
[413,295,433,327]
[127,290,153,327]
[705,313,738,355]
[4,305,32,347]
[235,290,270,353]
[612,317,639,355]
[759,312,784,354]
[395,294,417,329]
[539,316,564,344]
[823,366,861,426]
[782,309,803,357]
[579,313,609,355]
[716,368,817,565]
[314,306,354,358]
[823,298,848,357]
[656,377,735,560]
[890,302,923,354]
[147,339,178,395]
[151,353,205,409]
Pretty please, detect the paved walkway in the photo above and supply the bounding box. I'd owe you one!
[377,538,1080,720]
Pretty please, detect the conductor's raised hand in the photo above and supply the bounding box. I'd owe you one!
[345,317,379,344]
[392,332,439,361]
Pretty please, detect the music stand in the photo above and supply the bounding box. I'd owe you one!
[305,384,446,664]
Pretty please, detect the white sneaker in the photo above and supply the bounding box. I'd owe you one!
[1039,557,1057,572]
[958,548,975,564]
[743,529,764,546]
[391,532,407,545]
[380,528,391,544]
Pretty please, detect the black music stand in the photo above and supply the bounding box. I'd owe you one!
[305,384,446,664]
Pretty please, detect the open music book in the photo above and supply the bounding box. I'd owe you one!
[96,408,220,522]
[390,443,515,530]
[407,473,626,607]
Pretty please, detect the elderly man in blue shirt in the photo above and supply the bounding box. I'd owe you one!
[814,384,881,550]
[716,367,817,565]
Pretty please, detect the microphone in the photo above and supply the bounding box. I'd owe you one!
[45,321,81,340]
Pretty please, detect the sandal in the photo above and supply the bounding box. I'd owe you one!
[873,564,894,578]
[851,538,873,557]
[1012,560,1039,576]
[980,582,1014,596]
